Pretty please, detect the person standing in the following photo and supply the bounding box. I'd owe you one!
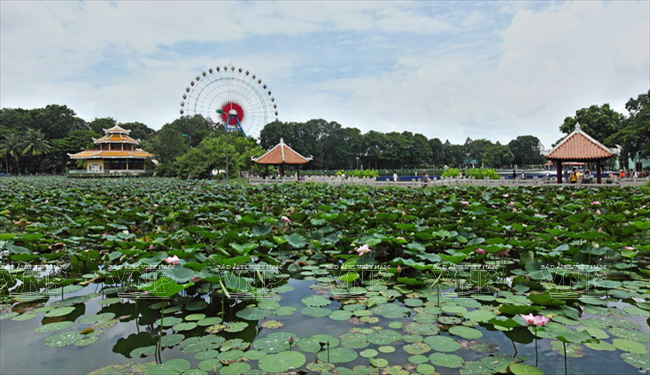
[393,172,398,183]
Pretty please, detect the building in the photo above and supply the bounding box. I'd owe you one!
[252,138,312,179]
[68,125,154,175]
[546,124,614,183]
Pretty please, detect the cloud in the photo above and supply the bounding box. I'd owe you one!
[1,0,648,150]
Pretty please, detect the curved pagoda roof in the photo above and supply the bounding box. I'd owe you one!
[94,125,138,144]
[546,124,614,161]
[69,149,154,159]
[252,138,312,165]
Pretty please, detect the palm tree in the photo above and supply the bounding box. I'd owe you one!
[0,133,23,174]
[22,128,51,156]
[21,129,51,174]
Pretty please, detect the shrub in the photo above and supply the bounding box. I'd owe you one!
[336,169,379,178]
[441,168,461,178]
[466,168,499,179]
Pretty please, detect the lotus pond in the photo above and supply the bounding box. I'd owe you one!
[0,177,649,375]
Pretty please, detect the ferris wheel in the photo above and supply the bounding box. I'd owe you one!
[179,65,278,138]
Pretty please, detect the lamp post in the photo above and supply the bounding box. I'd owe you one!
[216,109,230,183]
[356,156,359,170]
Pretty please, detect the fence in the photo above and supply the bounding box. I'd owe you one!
[249,175,649,188]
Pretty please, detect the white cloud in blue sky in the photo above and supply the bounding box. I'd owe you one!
[1,0,648,148]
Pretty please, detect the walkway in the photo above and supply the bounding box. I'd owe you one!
[249,176,649,188]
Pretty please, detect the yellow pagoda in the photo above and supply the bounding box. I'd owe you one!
[68,125,154,175]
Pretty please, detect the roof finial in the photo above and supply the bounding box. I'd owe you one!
[575,122,581,131]
[279,138,285,145]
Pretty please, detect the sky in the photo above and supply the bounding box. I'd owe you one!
[1,0,648,149]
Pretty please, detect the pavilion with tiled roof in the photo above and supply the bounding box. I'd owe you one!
[546,123,615,184]
[252,138,312,179]
[68,125,154,174]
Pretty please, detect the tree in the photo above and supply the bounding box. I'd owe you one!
[559,104,624,147]
[31,104,87,140]
[508,135,545,167]
[48,130,98,173]
[0,133,23,174]
[607,90,650,168]
[464,139,494,167]
[429,138,444,167]
[89,117,117,135]
[22,128,51,156]
[441,140,464,167]
[483,144,515,168]
[150,127,189,165]
[174,134,264,179]
[121,122,155,142]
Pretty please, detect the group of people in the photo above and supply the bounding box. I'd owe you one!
[567,168,593,184]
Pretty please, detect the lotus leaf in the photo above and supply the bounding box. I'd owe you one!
[235,307,272,320]
[258,351,306,372]
[317,347,358,363]
[550,341,584,357]
[219,362,251,375]
[449,326,483,339]
[300,306,332,317]
[429,353,464,368]
[301,295,331,307]
[340,332,369,349]
[621,352,650,371]
[367,329,402,345]
[612,338,648,354]
[297,334,339,352]
[509,363,543,375]
[253,331,296,353]
[403,342,432,355]
[424,335,461,352]
[34,321,74,333]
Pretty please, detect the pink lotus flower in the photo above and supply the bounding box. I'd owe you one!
[44,200,49,203]
[623,246,636,250]
[512,208,518,212]
[475,248,487,255]
[520,313,550,326]
[164,255,180,265]
[590,201,601,205]
[461,201,469,206]
[502,194,509,198]
[355,244,372,256]
[153,203,159,207]
[102,233,107,237]
[143,291,149,295]
[192,276,201,282]
[280,216,292,223]
[596,209,602,215]
[509,201,515,207]
[397,265,402,274]
[397,236,405,241]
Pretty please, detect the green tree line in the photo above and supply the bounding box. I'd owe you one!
[1,90,647,176]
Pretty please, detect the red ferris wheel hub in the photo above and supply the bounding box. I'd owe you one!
[220,102,245,125]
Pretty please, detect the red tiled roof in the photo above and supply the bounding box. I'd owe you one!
[68,149,154,159]
[547,124,614,160]
[94,134,139,144]
[252,138,312,165]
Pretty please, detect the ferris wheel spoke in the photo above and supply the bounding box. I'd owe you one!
[179,66,277,139]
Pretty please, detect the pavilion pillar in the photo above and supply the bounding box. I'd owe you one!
[126,159,129,171]
[556,161,563,184]
[297,165,301,180]
[596,160,602,184]
[280,163,285,177]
